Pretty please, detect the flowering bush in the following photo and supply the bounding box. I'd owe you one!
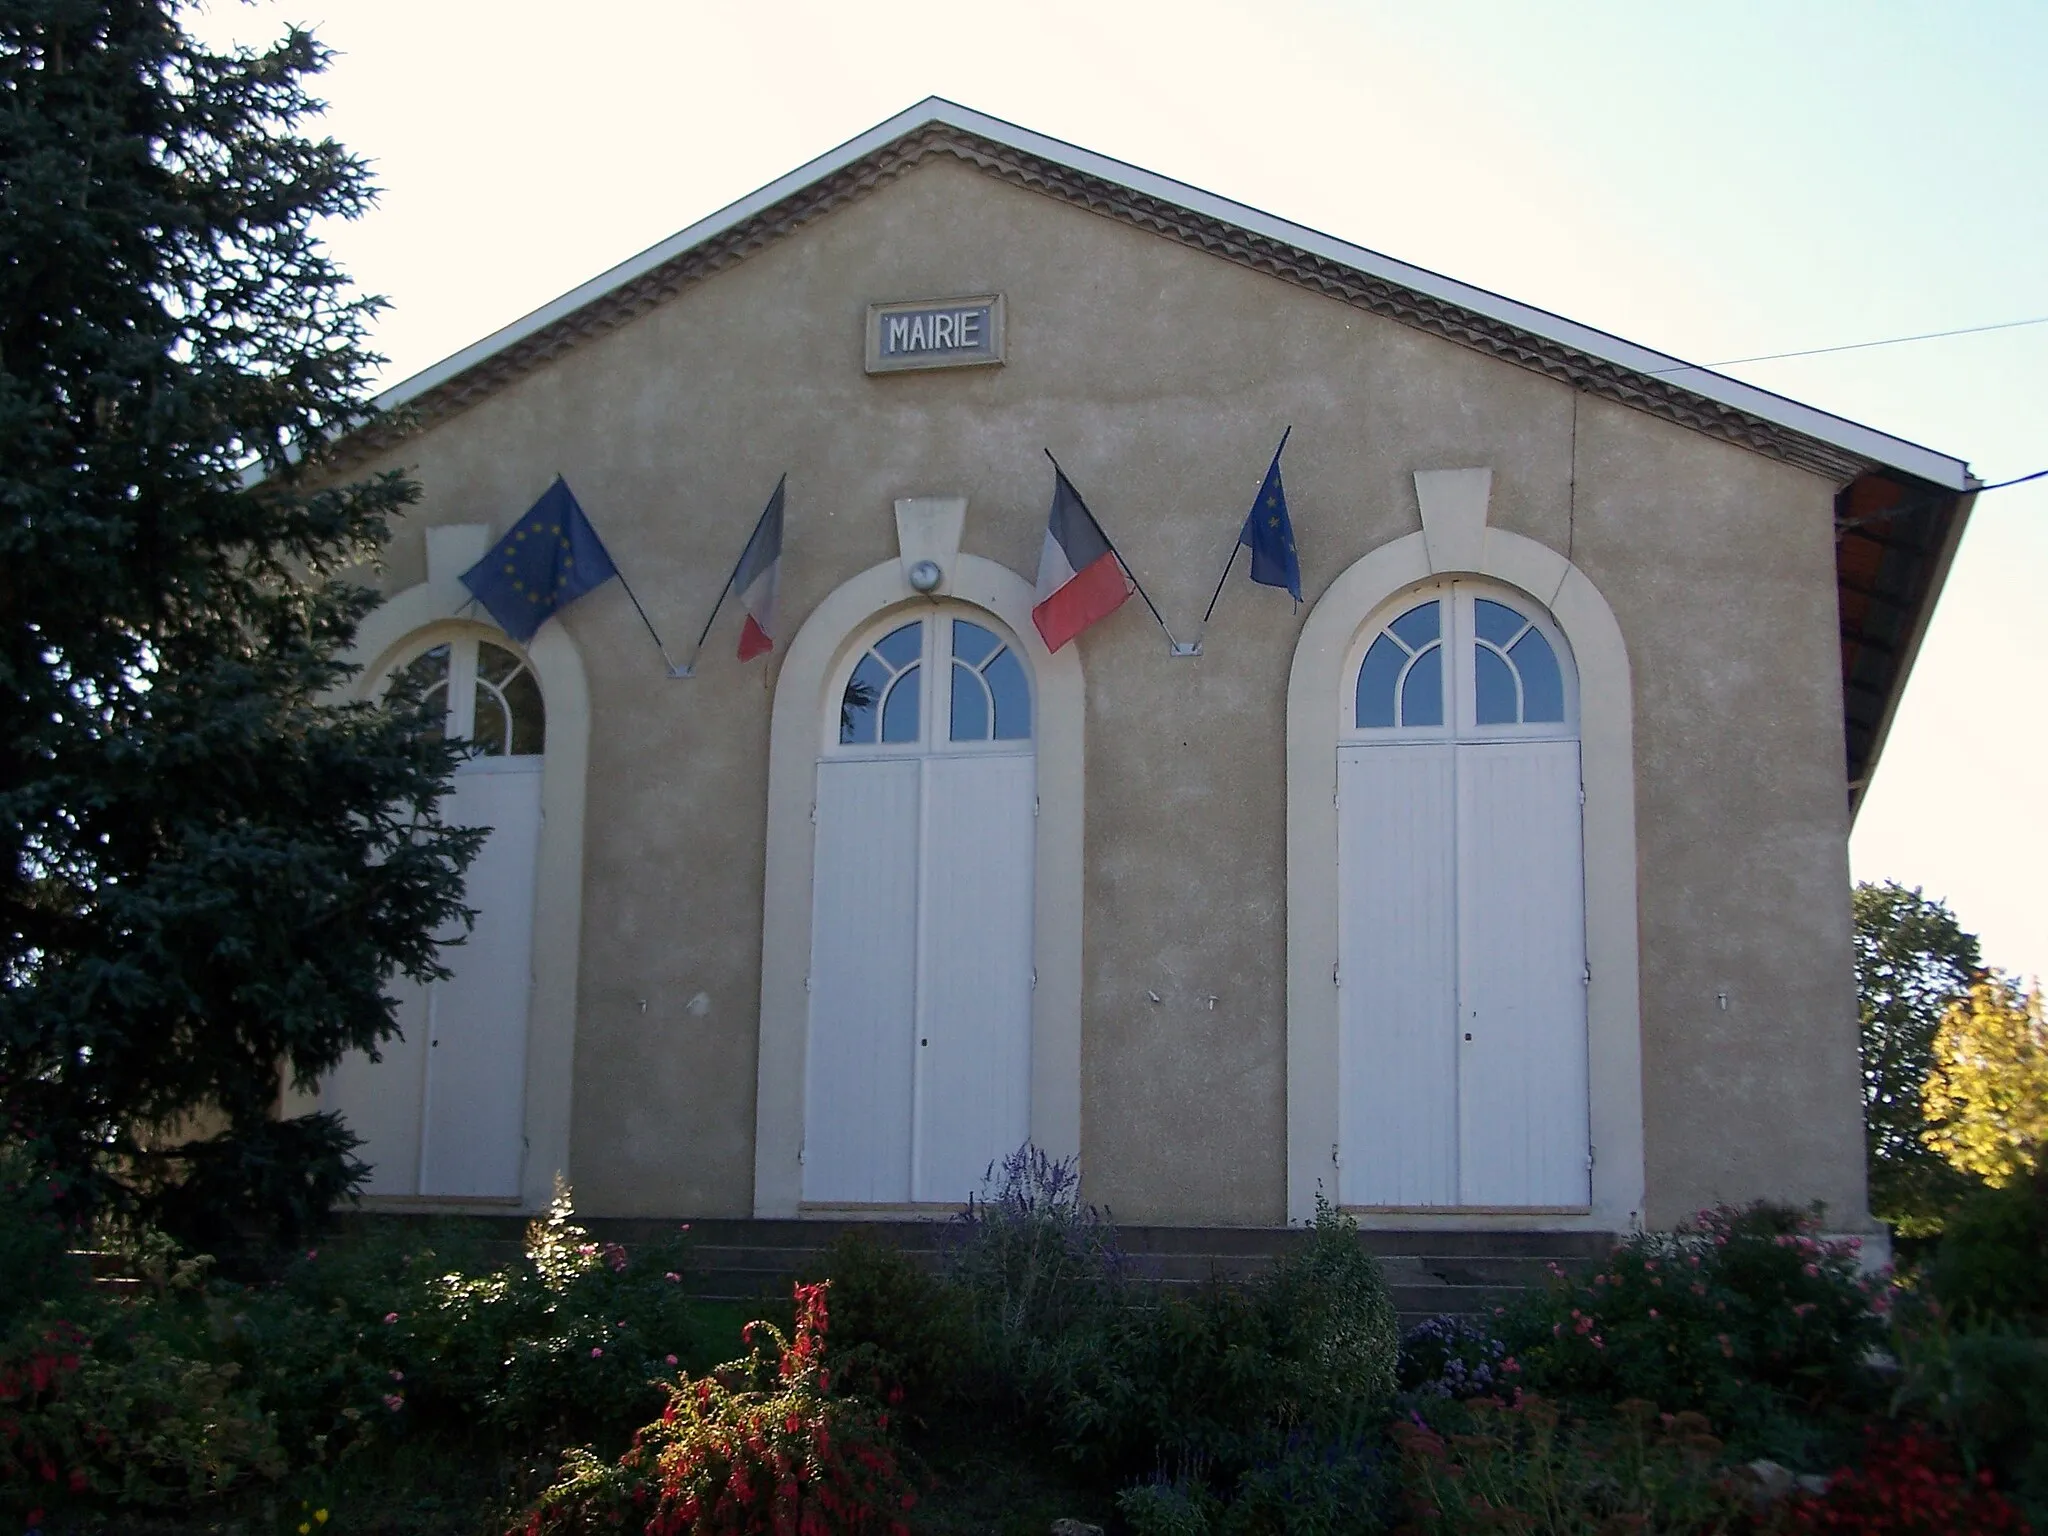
[1772,1426,2030,1533]
[520,1281,920,1536]
[1390,1393,1746,1535]
[1398,1314,1514,1400]
[1499,1203,1887,1438]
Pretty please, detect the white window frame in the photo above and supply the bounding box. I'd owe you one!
[825,607,1036,763]
[381,631,547,763]
[1341,581,1578,747]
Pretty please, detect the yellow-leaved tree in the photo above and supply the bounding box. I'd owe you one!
[1921,976,2048,1186]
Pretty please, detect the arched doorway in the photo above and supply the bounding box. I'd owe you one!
[322,629,546,1199]
[802,606,1037,1207]
[1337,581,1589,1209]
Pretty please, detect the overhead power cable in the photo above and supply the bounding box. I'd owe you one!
[1647,313,2048,374]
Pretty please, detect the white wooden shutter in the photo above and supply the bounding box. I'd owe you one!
[419,764,544,1197]
[803,759,920,1204]
[914,754,1035,1204]
[1455,741,1590,1206]
[1337,744,1458,1206]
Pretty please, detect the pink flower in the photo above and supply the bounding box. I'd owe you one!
[665,1272,682,1283]
[383,1393,404,1411]
[383,1312,398,1324]
[1803,1263,1820,1277]
[590,1347,604,1358]
[389,1369,404,1382]
[1648,1308,1659,1319]
[305,1249,318,1261]
[666,1354,679,1366]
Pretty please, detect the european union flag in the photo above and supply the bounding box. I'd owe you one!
[461,477,619,643]
[1238,431,1301,603]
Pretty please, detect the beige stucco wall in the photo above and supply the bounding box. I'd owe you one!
[339,154,1868,1231]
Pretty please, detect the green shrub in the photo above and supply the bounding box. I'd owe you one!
[1052,1200,1396,1483]
[1890,1312,2048,1524]
[947,1144,1126,1398]
[1218,1432,1390,1536]
[0,1147,83,1331]
[521,1281,920,1536]
[1923,1163,2048,1324]
[1497,1202,1886,1444]
[815,1229,971,1416]
[1118,1472,1223,1536]
[1390,1394,1743,1535]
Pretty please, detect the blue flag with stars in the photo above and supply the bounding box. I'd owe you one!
[461,477,620,643]
[1238,432,1301,603]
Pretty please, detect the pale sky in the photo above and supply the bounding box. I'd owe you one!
[195,1,2047,980]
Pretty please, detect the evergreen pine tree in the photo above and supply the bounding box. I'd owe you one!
[0,1,477,1242]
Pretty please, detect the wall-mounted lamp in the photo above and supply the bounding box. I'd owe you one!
[907,559,943,593]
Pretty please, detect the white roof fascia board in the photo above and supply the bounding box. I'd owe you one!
[375,97,1972,494]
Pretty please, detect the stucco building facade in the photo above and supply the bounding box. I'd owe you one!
[295,101,1976,1243]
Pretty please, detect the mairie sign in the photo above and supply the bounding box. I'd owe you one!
[865,294,1005,374]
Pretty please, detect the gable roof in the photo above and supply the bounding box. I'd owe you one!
[360,98,1977,809]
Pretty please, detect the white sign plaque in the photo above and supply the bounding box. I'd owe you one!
[865,295,1005,374]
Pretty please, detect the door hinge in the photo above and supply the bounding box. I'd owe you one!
[809,803,818,824]
[1331,962,1341,987]
[1033,795,1041,818]
[1579,784,1587,806]
[1582,963,1592,986]
[1331,1143,1341,1167]
[1030,967,1038,990]
[803,974,812,993]
[1587,1145,1596,1171]
[798,1143,807,1165]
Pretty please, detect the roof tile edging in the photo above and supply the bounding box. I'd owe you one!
[337,126,1871,485]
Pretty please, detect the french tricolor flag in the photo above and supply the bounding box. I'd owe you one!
[1032,466,1130,653]
[732,475,785,661]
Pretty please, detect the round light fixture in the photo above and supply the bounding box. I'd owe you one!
[907,559,943,593]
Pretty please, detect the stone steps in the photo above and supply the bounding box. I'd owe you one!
[575,1218,1612,1327]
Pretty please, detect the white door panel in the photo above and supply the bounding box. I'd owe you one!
[915,754,1035,1204]
[803,759,921,1204]
[419,765,543,1197]
[323,979,429,1195]
[1456,741,1589,1207]
[1338,745,1459,1206]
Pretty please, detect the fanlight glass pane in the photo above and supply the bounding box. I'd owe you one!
[1511,629,1565,723]
[503,667,546,754]
[1474,646,1519,725]
[1473,598,1527,648]
[839,654,889,744]
[950,663,990,741]
[477,641,523,686]
[1389,600,1440,651]
[1400,645,1444,727]
[951,620,1000,667]
[392,644,452,740]
[881,666,921,743]
[986,649,1031,740]
[1355,634,1405,728]
[472,684,511,756]
[875,622,922,670]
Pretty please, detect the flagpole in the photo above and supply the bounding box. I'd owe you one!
[674,476,783,678]
[614,569,684,676]
[574,496,685,676]
[1199,426,1291,630]
[1043,449,1183,652]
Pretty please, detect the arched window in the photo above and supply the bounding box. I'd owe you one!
[834,616,1033,750]
[1348,588,1574,741]
[1337,580,1587,1211]
[387,635,545,755]
[806,604,1036,1208]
